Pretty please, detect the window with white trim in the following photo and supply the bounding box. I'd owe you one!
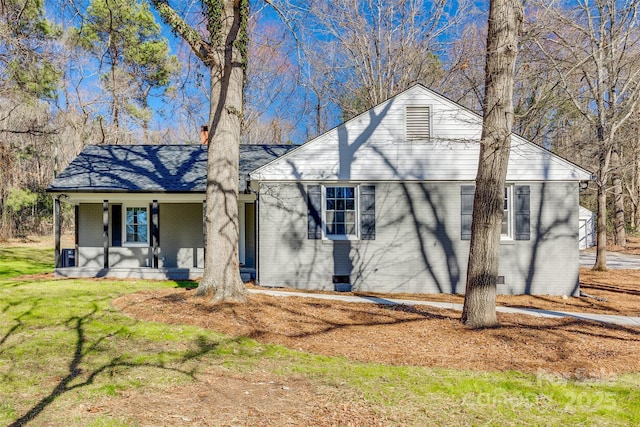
[461,184,529,241]
[124,206,149,244]
[324,186,357,238]
[501,186,513,239]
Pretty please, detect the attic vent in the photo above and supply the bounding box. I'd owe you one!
[405,106,431,141]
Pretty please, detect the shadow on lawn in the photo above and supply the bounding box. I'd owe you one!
[508,293,618,314]
[6,304,233,427]
[264,297,640,340]
[180,291,459,340]
[254,300,458,340]
[0,299,39,350]
[583,281,640,297]
[494,316,640,341]
[169,289,640,344]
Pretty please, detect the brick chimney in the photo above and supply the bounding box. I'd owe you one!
[200,125,209,144]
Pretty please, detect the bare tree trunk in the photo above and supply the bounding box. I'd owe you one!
[150,0,250,302]
[593,144,612,271]
[195,0,246,303]
[110,56,120,145]
[151,0,248,303]
[629,151,637,229]
[531,0,640,270]
[612,150,626,247]
[635,151,640,229]
[594,182,608,270]
[461,0,522,328]
[613,177,625,246]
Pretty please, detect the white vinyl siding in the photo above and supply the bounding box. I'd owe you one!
[251,85,592,183]
[405,106,431,140]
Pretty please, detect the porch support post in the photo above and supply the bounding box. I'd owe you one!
[202,199,206,259]
[239,201,245,265]
[152,200,159,268]
[54,196,61,268]
[255,195,259,285]
[103,200,109,268]
[74,205,79,252]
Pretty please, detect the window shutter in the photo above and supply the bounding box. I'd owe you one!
[360,185,376,240]
[515,185,530,240]
[461,185,475,240]
[151,201,160,268]
[406,106,430,140]
[111,205,122,247]
[307,185,322,239]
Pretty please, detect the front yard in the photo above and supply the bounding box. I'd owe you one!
[1,245,639,426]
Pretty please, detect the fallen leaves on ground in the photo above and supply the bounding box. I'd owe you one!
[114,270,640,377]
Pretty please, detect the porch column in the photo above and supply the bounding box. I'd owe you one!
[54,196,61,268]
[151,200,159,268]
[74,205,79,253]
[239,202,245,265]
[202,200,207,257]
[255,196,260,285]
[103,200,109,268]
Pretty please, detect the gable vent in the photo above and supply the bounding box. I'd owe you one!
[406,106,431,141]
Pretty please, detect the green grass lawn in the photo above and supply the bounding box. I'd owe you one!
[1,246,639,426]
[0,246,53,278]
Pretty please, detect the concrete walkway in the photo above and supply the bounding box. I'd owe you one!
[249,289,640,327]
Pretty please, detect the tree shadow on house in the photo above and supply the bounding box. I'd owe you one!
[52,145,207,193]
[261,102,467,294]
[369,144,461,293]
[520,182,579,296]
[326,100,465,294]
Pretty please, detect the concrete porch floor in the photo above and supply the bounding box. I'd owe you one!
[55,267,256,282]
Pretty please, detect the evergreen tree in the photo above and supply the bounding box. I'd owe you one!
[72,0,179,141]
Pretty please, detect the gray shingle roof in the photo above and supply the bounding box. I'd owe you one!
[47,144,296,193]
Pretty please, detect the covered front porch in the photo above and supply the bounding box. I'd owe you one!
[52,192,257,281]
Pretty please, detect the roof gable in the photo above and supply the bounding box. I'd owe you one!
[251,85,592,182]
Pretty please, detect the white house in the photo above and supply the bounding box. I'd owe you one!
[579,205,596,249]
[48,84,593,295]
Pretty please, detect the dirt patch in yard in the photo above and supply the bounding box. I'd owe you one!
[114,268,640,377]
[81,371,390,427]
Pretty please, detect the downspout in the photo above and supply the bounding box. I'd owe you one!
[54,194,64,268]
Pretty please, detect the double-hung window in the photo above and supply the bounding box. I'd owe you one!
[462,184,528,241]
[125,206,149,245]
[501,186,512,238]
[324,186,357,239]
[308,184,375,241]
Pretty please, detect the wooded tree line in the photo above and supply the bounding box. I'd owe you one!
[1,0,639,271]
